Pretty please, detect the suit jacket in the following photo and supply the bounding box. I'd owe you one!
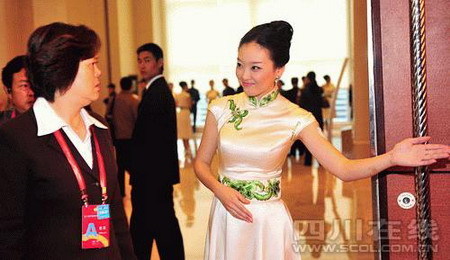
[0,109,136,260]
[0,109,14,126]
[187,87,200,104]
[112,91,139,140]
[222,86,236,96]
[131,76,180,187]
[282,86,301,105]
[299,83,324,129]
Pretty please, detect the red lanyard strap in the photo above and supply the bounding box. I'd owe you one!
[11,110,16,119]
[53,127,108,205]
[91,127,108,203]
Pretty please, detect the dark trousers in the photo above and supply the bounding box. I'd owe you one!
[190,104,197,132]
[115,139,133,197]
[130,185,184,260]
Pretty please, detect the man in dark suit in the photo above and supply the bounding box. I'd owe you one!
[282,77,305,158]
[0,55,35,126]
[188,79,200,132]
[131,43,184,260]
[221,78,235,96]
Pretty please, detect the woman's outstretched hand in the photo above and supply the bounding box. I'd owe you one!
[214,185,253,223]
[390,136,450,167]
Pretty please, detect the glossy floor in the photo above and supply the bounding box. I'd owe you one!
[122,133,375,260]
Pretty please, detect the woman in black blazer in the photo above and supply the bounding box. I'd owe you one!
[0,22,136,259]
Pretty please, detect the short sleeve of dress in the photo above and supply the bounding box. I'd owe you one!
[207,97,232,131]
[292,108,317,138]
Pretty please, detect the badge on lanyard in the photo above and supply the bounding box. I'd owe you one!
[54,127,110,249]
[82,204,110,249]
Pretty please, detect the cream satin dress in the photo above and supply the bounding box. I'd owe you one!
[205,90,315,260]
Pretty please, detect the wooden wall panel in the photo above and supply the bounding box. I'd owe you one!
[426,0,450,172]
[379,0,450,172]
[373,0,450,259]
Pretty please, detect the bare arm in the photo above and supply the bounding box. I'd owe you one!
[193,111,221,192]
[299,122,450,182]
[194,111,253,222]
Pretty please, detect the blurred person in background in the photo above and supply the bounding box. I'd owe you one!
[206,79,220,104]
[299,71,324,165]
[175,81,194,158]
[112,76,139,197]
[221,78,235,96]
[0,55,35,125]
[188,79,200,132]
[103,83,117,141]
[321,74,336,129]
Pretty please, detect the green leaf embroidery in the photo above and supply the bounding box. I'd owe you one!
[227,99,248,130]
[221,176,280,201]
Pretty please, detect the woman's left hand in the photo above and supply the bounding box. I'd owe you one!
[390,136,450,167]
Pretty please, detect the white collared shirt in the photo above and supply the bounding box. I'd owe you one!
[144,74,164,90]
[33,97,107,169]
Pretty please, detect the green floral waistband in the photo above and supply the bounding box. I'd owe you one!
[219,176,281,201]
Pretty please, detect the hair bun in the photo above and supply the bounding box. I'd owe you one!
[239,20,294,67]
[270,20,293,42]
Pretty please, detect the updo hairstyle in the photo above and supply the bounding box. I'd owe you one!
[239,20,293,68]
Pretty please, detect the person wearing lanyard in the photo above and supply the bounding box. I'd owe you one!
[0,55,35,126]
[0,22,136,259]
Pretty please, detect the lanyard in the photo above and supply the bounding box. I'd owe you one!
[53,127,108,206]
[11,110,16,119]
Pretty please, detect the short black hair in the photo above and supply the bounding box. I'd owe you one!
[179,81,188,88]
[26,22,101,102]
[291,77,299,85]
[307,71,316,81]
[323,75,330,81]
[239,21,293,68]
[137,43,163,59]
[108,83,116,89]
[120,77,133,91]
[137,43,164,73]
[2,55,26,90]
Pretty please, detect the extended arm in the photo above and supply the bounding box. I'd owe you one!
[299,122,450,182]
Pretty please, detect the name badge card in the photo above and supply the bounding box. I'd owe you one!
[81,204,110,249]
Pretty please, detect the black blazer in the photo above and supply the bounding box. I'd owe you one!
[131,77,180,187]
[0,109,136,260]
[282,86,301,105]
[222,86,236,96]
[299,83,324,129]
[0,109,14,126]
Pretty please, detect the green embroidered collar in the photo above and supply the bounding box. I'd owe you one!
[226,89,278,131]
[248,89,279,108]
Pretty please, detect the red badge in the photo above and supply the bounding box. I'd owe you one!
[81,204,110,249]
